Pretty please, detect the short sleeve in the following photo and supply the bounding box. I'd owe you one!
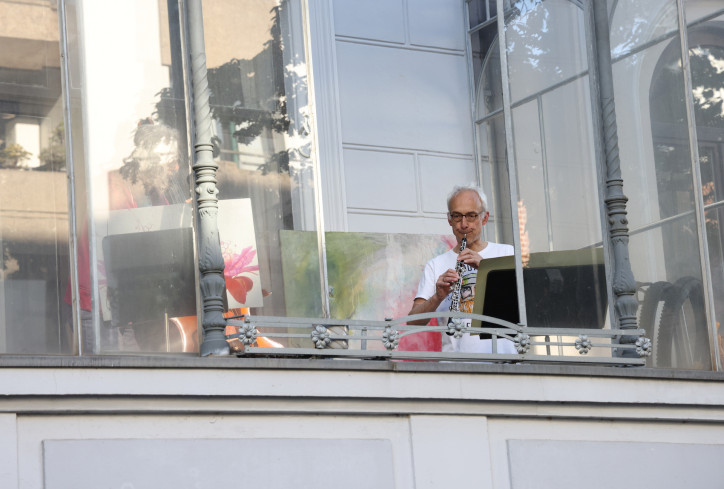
[415,259,437,301]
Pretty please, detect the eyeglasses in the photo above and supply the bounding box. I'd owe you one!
[448,212,481,223]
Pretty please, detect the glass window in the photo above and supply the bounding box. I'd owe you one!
[612,0,711,369]
[684,1,724,368]
[462,0,609,358]
[609,0,679,59]
[500,0,607,353]
[203,0,322,349]
[0,0,69,354]
[473,32,511,246]
[67,0,196,354]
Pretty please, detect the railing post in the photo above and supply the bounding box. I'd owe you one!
[591,1,639,354]
[187,0,229,356]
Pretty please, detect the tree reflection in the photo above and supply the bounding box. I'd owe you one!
[155,5,307,178]
[690,45,724,126]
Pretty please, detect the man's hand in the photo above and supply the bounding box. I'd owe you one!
[457,248,482,269]
[408,269,458,325]
[435,268,459,301]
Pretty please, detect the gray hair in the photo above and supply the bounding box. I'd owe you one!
[447,185,488,213]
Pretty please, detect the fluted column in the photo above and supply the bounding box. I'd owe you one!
[187,0,229,356]
[592,1,639,353]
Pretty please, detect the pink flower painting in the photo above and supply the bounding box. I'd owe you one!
[222,244,259,305]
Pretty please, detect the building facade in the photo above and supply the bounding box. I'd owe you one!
[1,0,724,487]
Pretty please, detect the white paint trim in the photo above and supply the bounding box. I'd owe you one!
[306,0,348,231]
[0,414,17,488]
[344,142,473,158]
[336,36,466,55]
[2,367,724,411]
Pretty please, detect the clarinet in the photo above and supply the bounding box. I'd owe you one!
[447,235,467,333]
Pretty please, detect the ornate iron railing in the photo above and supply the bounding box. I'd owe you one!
[227,313,651,365]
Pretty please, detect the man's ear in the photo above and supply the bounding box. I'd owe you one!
[481,211,490,226]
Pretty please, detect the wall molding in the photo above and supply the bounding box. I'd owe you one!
[306,0,348,231]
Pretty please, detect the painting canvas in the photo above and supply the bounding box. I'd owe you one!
[97,198,262,324]
[218,199,263,308]
[280,231,455,351]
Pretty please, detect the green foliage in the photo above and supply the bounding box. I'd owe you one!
[155,5,292,175]
[0,143,32,169]
[326,233,387,319]
[689,45,724,128]
[37,122,66,171]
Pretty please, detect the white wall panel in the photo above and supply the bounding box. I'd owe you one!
[410,415,494,489]
[419,154,476,213]
[19,414,415,489]
[508,439,724,489]
[332,0,405,43]
[45,438,395,489]
[0,414,17,488]
[347,213,450,234]
[344,148,417,211]
[336,42,473,154]
[408,0,466,51]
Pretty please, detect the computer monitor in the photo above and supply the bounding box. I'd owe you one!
[472,248,608,336]
[102,227,197,327]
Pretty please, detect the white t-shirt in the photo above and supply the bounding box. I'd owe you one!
[415,241,517,354]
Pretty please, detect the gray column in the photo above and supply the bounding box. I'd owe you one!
[187,0,229,356]
[592,1,639,351]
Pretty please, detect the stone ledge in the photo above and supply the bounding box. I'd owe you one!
[0,354,722,381]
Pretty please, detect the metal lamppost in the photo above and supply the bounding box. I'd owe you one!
[187,0,229,356]
[591,0,640,355]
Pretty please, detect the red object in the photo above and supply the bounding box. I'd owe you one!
[225,275,253,304]
[397,317,442,352]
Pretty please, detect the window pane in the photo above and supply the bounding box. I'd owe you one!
[304,1,484,354]
[613,0,711,369]
[0,0,69,354]
[609,0,679,59]
[501,0,607,352]
[474,33,511,245]
[203,0,322,348]
[476,116,512,245]
[72,0,197,354]
[684,1,724,24]
[468,0,495,29]
[505,0,588,103]
[541,80,601,250]
[474,37,503,117]
[684,1,724,368]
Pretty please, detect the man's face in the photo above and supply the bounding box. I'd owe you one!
[447,190,489,245]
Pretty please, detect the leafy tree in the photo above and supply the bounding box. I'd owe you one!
[0,143,32,169]
[154,6,291,175]
[38,122,66,171]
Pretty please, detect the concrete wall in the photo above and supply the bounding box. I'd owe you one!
[2,358,724,488]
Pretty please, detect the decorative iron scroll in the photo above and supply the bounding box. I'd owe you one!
[227,312,651,365]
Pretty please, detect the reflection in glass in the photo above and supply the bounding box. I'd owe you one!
[0,0,69,354]
[71,1,196,354]
[609,0,679,59]
[204,0,319,347]
[612,0,710,368]
[505,0,588,103]
[685,5,724,367]
[504,1,600,252]
[497,0,606,355]
[470,7,511,246]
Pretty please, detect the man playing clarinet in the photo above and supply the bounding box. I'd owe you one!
[408,185,516,353]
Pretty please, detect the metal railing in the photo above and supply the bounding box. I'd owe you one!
[227,312,651,365]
